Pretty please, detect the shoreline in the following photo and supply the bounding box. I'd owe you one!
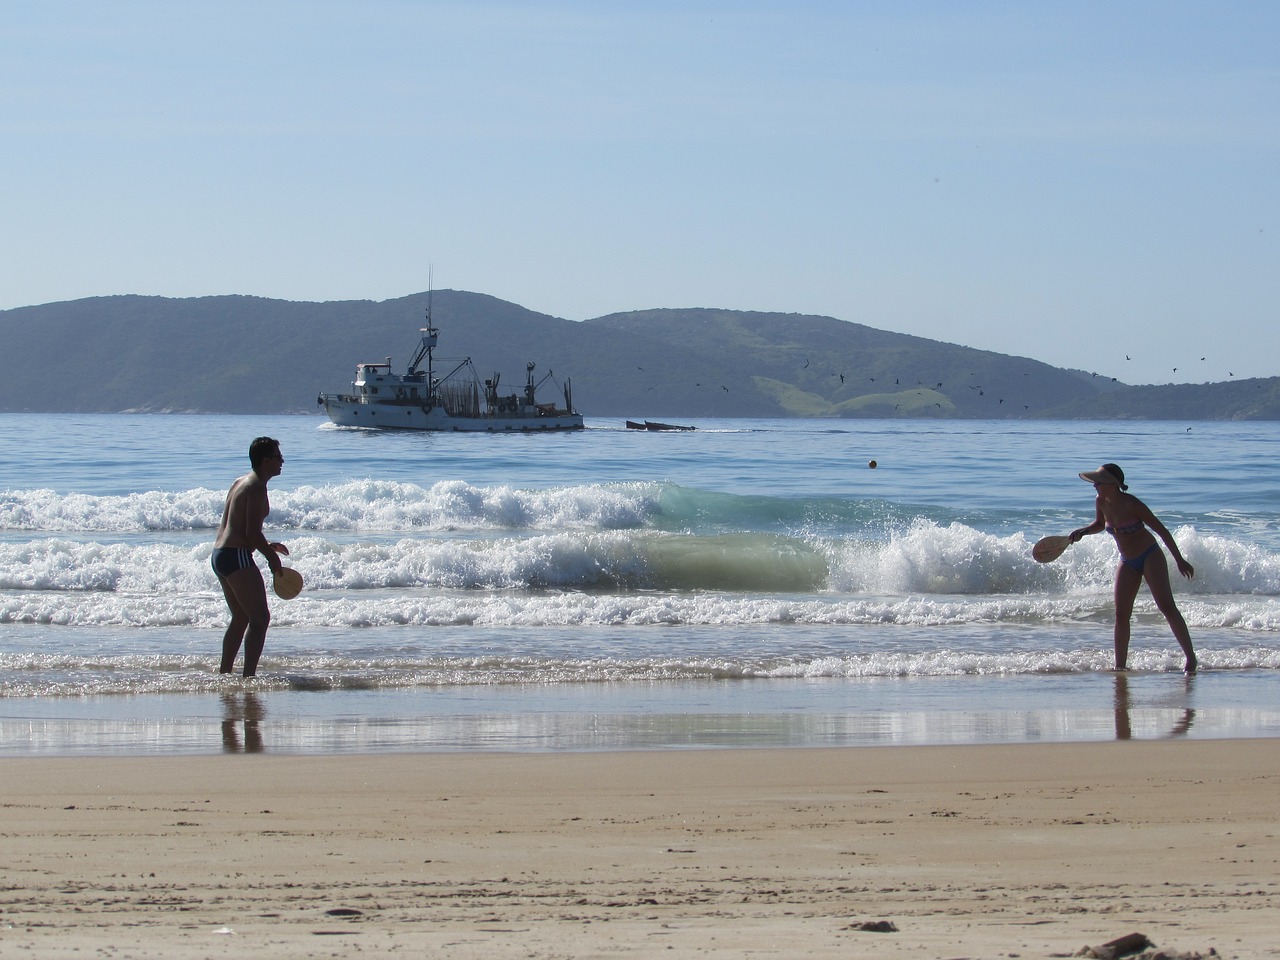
[4,739,1278,958]
[8,667,1279,756]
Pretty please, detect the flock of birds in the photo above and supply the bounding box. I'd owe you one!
[792,357,1038,411]
[651,353,1253,412]
[783,353,1247,414]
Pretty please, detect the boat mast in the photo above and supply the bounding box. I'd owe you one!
[407,274,439,402]
[424,281,434,389]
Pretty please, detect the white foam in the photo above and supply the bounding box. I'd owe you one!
[1,481,663,534]
[4,575,1279,634]
[4,642,1279,699]
[3,518,1280,608]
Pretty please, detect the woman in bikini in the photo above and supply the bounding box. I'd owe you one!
[1068,463,1197,674]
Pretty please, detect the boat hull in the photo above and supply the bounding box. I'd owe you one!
[626,419,695,431]
[321,397,584,432]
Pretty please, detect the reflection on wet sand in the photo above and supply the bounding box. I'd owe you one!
[1113,673,1195,741]
[221,692,265,753]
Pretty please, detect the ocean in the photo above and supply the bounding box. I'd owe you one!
[2,413,1278,755]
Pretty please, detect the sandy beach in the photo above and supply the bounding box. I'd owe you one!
[2,740,1277,959]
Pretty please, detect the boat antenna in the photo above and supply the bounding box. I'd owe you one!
[425,265,433,326]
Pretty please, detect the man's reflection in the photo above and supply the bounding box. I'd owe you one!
[1113,672,1195,741]
[221,691,266,753]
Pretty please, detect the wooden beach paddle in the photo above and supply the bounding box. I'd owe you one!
[272,566,304,600]
[1031,535,1071,564]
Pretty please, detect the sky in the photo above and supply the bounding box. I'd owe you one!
[3,0,1277,386]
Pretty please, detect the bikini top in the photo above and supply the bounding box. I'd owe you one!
[1106,518,1145,536]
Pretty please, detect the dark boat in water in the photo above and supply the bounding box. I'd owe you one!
[625,420,695,432]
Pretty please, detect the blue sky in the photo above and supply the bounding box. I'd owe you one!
[4,1,1276,385]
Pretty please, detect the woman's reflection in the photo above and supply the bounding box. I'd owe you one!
[1113,673,1195,741]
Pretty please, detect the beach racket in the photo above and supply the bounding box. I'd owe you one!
[1032,535,1071,564]
[272,566,304,600]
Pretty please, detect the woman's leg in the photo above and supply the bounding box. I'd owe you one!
[1113,562,1142,670]
[1142,550,1197,673]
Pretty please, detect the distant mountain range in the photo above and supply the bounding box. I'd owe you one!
[3,290,1278,419]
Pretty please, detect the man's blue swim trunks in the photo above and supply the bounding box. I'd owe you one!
[211,547,255,578]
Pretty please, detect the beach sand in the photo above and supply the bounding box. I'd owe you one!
[2,740,1277,959]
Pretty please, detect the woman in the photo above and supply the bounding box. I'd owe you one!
[1069,463,1197,674]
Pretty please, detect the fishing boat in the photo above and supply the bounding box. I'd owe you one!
[318,305,584,432]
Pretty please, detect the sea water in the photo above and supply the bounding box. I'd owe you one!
[1,413,1278,755]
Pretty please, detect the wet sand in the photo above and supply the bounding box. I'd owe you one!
[2,740,1277,959]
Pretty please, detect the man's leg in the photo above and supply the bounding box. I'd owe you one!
[219,565,271,677]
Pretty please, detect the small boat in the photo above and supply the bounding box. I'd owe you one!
[318,303,584,432]
[626,419,695,432]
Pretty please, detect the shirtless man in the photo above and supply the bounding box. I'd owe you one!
[211,437,289,676]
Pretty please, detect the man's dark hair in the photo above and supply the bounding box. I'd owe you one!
[249,436,280,471]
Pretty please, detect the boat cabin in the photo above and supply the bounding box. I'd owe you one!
[353,359,429,401]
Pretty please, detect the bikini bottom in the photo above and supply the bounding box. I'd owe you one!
[1121,543,1160,574]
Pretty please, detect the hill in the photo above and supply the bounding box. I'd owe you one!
[1,291,1275,418]
[586,308,1120,418]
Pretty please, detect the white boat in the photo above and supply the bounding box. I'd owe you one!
[318,306,584,432]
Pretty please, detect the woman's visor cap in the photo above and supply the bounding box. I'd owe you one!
[1079,465,1123,486]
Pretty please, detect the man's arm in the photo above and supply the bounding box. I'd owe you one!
[242,485,283,574]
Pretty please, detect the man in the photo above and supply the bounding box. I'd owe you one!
[211,437,289,677]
